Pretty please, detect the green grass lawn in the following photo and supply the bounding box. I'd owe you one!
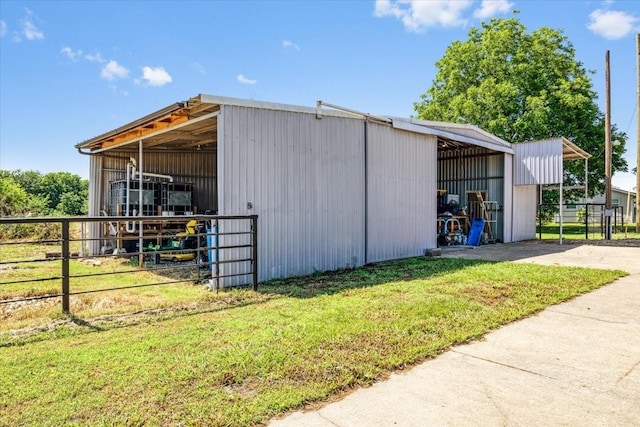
[0,257,626,427]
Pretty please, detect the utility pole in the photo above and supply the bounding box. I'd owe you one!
[605,50,613,240]
[636,34,639,230]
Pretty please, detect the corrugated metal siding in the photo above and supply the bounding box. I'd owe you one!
[512,185,537,241]
[503,153,513,243]
[100,149,218,214]
[219,105,366,283]
[367,124,437,262]
[513,140,562,185]
[88,155,103,255]
[437,149,505,241]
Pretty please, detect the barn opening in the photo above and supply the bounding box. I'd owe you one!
[434,128,511,246]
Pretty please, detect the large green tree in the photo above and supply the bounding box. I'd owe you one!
[0,170,88,216]
[7,169,43,196]
[0,176,30,217]
[40,172,89,215]
[0,175,48,217]
[415,17,627,197]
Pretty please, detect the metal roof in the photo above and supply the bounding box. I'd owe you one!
[390,117,515,154]
[75,97,221,152]
[75,94,586,159]
[405,118,512,148]
[516,137,591,161]
[75,94,361,153]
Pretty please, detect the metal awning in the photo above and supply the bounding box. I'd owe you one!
[560,137,591,160]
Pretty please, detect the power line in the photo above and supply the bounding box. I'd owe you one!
[624,101,637,134]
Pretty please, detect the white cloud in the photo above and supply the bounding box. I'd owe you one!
[141,66,172,87]
[108,85,130,96]
[0,21,7,37]
[283,40,300,50]
[100,60,130,81]
[192,62,206,74]
[473,0,514,19]
[374,0,473,32]
[85,52,105,63]
[62,47,107,66]
[61,46,83,61]
[588,9,639,40]
[237,74,257,85]
[21,8,44,40]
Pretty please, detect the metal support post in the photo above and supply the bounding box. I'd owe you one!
[62,219,70,313]
[604,50,613,240]
[251,215,258,291]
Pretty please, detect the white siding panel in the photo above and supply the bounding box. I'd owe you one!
[88,155,103,255]
[514,140,563,185]
[367,124,437,262]
[219,105,366,284]
[512,185,538,241]
[503,153,513,243]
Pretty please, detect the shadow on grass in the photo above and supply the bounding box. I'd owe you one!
[70,315,104,331]
[0,294,272,348]
[2,257,494,347]
[258,257,494,299]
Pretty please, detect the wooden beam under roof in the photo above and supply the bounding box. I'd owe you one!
[99,109,190,149]
[187,95,220,116]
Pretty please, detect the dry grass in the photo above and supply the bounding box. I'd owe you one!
[0,240,212,332]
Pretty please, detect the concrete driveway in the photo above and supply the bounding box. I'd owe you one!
[439,240,640,274]
[270,242,640,426]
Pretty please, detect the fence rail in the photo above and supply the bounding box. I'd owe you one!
[536,203,635,240]
[0,215,258,314]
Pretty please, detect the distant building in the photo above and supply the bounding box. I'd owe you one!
[562,187,636,224]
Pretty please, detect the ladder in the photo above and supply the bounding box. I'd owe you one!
[475,191,494,242]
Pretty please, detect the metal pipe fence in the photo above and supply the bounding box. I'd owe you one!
[0,215,258,314]
[536,203,632,240]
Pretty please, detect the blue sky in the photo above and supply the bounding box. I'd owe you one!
[1,0,638,191]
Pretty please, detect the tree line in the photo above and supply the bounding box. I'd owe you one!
[0,169,88,217]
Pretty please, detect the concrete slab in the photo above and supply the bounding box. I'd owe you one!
[270,243,640,427]
[440,241,640,274]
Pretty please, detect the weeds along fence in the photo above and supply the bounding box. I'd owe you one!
[0,215,258,314]
[536,203,633,240]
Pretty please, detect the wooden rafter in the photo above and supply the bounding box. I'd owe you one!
[100,109,190,149]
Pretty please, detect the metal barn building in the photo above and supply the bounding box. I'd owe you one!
[76,94,587,284]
